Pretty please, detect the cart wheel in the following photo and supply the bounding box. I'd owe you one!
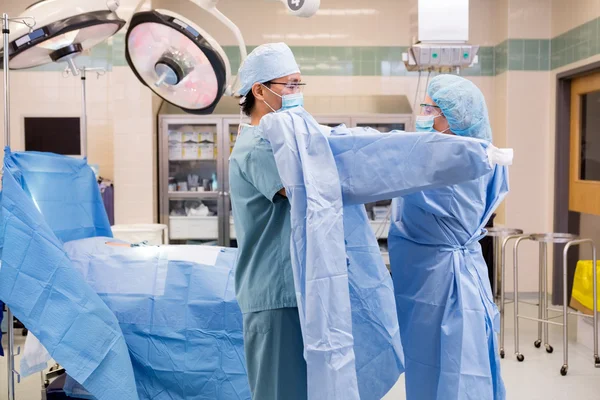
[560,365,568,376]
[500,350,505,359]
[534,339,542,348]
[545,344,554,354]
[594,356,600,367]
[517,353,525,362]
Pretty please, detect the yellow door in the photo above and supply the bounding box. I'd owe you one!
[570,73,600,215]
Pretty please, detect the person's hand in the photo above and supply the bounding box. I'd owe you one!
[486,145,514,167]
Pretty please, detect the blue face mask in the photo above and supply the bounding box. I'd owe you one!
[262,84,304,112]
[415,114,451,134]
[280,92,304,110]
[415,115,436,132]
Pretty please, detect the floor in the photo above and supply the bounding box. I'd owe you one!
[1,302,600,400]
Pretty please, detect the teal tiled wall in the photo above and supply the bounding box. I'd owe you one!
[551,18,600,69]
[224,45,493,76]
[12,17,600,76]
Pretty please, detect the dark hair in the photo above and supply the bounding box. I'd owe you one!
[240,82,270,117]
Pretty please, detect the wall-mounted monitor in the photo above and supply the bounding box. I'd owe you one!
[24,117,81,156]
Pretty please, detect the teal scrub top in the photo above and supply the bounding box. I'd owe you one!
[229,125,296,313]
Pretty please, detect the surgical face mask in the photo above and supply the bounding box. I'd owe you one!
[262,84,304,112]
[415,115,437,132]
[415,114,450,133]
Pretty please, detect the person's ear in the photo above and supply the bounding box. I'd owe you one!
[252,83,265,101]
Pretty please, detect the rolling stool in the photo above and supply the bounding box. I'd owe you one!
[485,227,525,358]
[513,234,600,375]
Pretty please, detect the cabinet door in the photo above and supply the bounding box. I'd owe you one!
[160,117,225,245]
[222,118,250,247]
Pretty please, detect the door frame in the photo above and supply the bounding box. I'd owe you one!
[553,62,600,304]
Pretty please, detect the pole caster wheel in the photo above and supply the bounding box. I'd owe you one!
[545,344,554,354]
[500,350,505,359]
[594,356,600,367]
[516,353,525,362]
[534,339,542,348]
[560,365,568,376]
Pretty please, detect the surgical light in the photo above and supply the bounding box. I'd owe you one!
[125,9,229,115]
[2,0,126,75]
[124,0,321,115]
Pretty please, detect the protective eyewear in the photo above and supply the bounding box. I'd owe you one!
[420,103,442,116]
[267,81,306,94]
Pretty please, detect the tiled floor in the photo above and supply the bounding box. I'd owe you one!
[1,302,600,400]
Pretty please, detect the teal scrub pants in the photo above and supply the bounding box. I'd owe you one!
[243,307,307,400]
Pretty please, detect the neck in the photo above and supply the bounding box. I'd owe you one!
[250,110,269,126]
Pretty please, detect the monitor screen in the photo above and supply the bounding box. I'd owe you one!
[24,117,81,155]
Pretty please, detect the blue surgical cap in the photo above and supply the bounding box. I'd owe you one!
[237,43,301,96]
[427,75,492,142]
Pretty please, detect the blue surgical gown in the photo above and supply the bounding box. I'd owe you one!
[388,166,508,400]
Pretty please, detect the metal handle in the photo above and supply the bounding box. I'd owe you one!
[13,370,21,384]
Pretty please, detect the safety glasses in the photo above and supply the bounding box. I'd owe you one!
[267,81,306,94]
[420,103,442,116]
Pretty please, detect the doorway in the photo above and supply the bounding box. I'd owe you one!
[554,67,600,304]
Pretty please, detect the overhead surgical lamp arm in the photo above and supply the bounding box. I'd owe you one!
[202,6,247,96]
[189,0,247,96]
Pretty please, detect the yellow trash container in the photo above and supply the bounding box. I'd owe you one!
[571,260,600,314]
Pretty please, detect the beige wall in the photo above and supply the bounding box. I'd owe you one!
[154,0,499,47]
[492,0,553,292]
[0,71,115,179]
[508,0,552,38]
[552,0,600,36]
[111,67,158,224]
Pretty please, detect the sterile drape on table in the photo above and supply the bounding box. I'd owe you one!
[2,149,112,242]
[61,239,250,400]
[0,150,137,400]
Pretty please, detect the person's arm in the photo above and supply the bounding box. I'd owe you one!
[241,140,287,202]
[328,130,512,205]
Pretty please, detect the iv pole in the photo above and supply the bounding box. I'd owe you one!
[67,66,105,158]
[3,13,15,400]
[3,13,23,400]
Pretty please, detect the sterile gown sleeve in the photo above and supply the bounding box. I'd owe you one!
[327,125,503,205]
